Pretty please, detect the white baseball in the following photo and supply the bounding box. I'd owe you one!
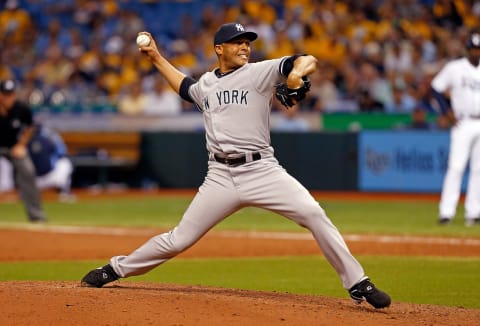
[136,34,150,47]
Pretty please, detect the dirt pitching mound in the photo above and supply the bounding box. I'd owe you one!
[2,281,479,326]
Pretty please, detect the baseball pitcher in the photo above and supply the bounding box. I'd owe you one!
[81,23,391,309]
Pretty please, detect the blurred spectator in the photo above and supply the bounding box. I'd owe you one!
[410,107,431,130]
[0,0,33,43]
[72,0,102,31]
[410,31,437,65]
[384,85,417,113]
[77,41,103,82]
[169,39,198,75]
[65,28,86,60]
[62,69,97,106]
[384,41,413,76]
[345,6,376,44]
[34,18,72,55]
[433,0,464,29]
[313,32,348,68]
[225,0,277,29]
[116,9,145,41]
[17,74,45,106]
[307,63,341,112]
[284,5,305,42]
[357,89,384,113]
[31,44,75,98]
[375,1,397,42]
[266,27,295,59]
[0,0,478,121]
[335,64,361,112]
[117,83,146,116]
[245,15,276,57]
[407,44,433,84]
[400,4,434,41]
[272,105,310,132]
[415,77,450,115]
[0,61,14,81]
[358,61,392,108]
[363,41,384,72]
[40,0,75,21]
[198,3,220,32]
[96,58,122,97]
[143,77,182,116]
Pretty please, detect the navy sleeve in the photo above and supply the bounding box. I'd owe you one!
[279,54,306,77]
[431,88,450,115]
[179,76,197,103]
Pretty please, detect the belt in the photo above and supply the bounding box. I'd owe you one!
[213,152,261,167]
[459,114,480,120]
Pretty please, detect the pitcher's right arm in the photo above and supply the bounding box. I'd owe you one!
[137,32,189,95]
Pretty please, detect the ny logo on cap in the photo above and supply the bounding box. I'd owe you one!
[235,24,244,32]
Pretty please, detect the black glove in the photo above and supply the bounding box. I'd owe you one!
[275,76,311,108]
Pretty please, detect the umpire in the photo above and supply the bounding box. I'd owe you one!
[0,79,47,222]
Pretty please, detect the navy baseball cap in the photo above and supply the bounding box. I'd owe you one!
[214,23,257,45]
[466,31,480,49]
[0,79,16,93]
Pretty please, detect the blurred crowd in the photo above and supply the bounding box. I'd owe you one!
[0,0,479,123]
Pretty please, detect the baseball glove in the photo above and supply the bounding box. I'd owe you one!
[275,76,311,108]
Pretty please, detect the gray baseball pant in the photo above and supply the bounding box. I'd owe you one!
[11,155,46,221]
[110,156,365,290]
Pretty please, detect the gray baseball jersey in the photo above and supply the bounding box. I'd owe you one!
[189,58,282,155]
[110,58,366,290]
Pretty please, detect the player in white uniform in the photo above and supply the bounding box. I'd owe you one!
[80,23,391,309]
[432,30,480,227]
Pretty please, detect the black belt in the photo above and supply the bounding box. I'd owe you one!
[213,152,261,167]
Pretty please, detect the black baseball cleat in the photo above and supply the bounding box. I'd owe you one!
[438,217,452,225]
[465,217,480,227]
[349,278,391,309]
[80,264,119,288]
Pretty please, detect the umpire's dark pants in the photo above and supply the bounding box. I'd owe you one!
[1,149,46,222]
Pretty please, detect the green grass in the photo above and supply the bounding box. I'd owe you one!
[1,256,479,308]
[0,196,479,237]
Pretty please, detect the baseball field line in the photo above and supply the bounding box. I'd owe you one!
[0,222,479,246]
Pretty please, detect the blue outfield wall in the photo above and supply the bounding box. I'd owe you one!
[358,130,467,192]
